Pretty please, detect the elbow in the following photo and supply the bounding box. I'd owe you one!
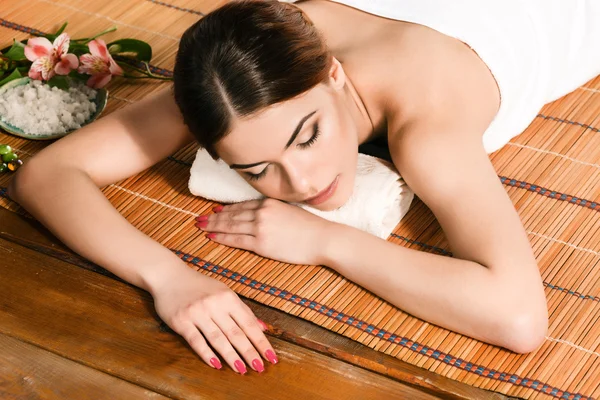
[6,167,23,202]
[499,305,548,354]
[6,158,42,203]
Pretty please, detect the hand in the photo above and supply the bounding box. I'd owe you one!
[150,264,278,374]
[195,198,334,265]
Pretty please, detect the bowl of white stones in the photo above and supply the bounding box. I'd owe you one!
[0,77,107,140]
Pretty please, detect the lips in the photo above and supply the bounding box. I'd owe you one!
[304,175,339,206]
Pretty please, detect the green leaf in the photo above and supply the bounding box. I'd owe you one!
[0,69,23,87]
[0,40,23,55]
[68,70,89,81]
[47,75,70,90]
[55,22,68,36]
[69,43,91,57]
[106,39,152,62]
[4,40,27,61]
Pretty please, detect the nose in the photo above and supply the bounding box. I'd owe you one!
[283,162,311,195]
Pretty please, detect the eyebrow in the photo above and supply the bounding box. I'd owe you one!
[229,110,317,170]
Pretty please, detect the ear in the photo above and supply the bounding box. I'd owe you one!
[328,56,346,91]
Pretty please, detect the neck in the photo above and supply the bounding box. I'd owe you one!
[343,73,382,145]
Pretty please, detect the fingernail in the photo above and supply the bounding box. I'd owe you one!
[196,215,208,222]
[206,233,217,240]
[257,319,268,331]
[265,349,278,365]
[252,358,264,373]
[210,357,222,369]
[195,220,208,228]
[213,205,224,213]
[234,360,247,374]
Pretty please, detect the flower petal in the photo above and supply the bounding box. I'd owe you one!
[24,37,53,61]
[87,73,112,89]
[55,53,79,75]
[31,57,56,81]
[108,59,124,76]
[78,54,109,75]
[88,39,110,62]
[28,68,43,80]
[52,32,71,57]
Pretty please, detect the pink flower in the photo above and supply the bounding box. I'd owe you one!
[25,33,79,81]
[77,39,124,89]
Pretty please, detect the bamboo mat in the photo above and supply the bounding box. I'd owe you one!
[2,1,600,398]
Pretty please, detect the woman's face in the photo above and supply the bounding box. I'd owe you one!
[215,69,360,211]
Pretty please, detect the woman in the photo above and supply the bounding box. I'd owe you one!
[8,0,600,375]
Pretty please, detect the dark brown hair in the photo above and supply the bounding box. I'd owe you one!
[173,0,332,159]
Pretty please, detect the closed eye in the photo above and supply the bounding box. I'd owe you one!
[297,122,320,149]
[245,122,321,181]
[246,165,268,181]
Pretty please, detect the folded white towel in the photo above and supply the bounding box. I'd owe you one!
[188,148,414,239]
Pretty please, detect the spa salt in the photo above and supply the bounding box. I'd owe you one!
[0,79,97,135]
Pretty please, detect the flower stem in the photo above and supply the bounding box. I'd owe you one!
[73,26,118,45]
[121,73,172,81]
[116,60,172,81]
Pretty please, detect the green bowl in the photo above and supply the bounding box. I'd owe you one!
[0,77,108,141]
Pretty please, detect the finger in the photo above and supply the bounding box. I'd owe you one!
[199,218,255,235]
[196,210,256,224]
[175,321,224,370]
[217,209,257,222]
[231,310,279,366]
[213,313,266,373]
[206,233,255,251]
[193,316,249,374]
[220,199,263,212]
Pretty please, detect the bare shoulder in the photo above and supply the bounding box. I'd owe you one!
[379,21,501,141]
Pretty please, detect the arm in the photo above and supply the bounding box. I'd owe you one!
[8,86,277,372]
[7,86,195,293]
[322,130,548,354]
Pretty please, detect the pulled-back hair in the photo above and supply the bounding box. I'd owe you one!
[173,0,332,159]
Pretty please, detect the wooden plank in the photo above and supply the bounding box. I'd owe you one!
[0,235,441,400]
[0,206,509,399]
[0,332,171,399]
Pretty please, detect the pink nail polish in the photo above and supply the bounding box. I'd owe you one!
[196,220,208,228]
[210,357,222,369]
[196,215,208,222]
[252,358,265,373]
[206,233,217,240]
[234,360,247,374]
[265,349,278,364]
[213,205,224,213]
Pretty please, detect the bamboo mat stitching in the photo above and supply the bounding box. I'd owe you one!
[144,0,205,16]
[582,87,600,94]
[538,113,600,133]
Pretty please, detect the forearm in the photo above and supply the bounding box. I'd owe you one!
[321,224,525,348]
[8,166,188,295]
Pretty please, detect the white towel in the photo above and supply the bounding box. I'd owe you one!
[188,148,414,239]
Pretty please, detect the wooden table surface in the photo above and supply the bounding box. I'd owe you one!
[0,206,513,400]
